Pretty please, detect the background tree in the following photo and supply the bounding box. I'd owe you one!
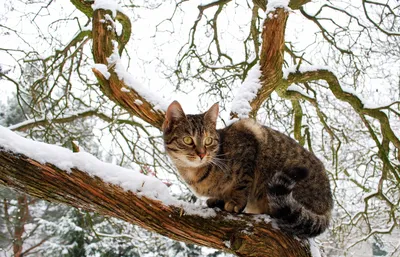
[0,0,399,256]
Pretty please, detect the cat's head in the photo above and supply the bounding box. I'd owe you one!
[162,101,219,168]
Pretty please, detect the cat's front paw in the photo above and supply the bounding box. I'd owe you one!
[206,198,225,210]
[224,200,246,213]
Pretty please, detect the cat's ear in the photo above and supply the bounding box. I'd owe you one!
[163,101,186,130]
[204,102,219,127]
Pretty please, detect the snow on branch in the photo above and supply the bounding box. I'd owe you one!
[230,64,262,118]
[7,109,98,131]
[282,64,333,80]
[285,68,400,154]
[0,126,314,257]
[91,0,126,18]
[92,0,169,112]
[90,6,165,128]
[92,64,110,79]
[266,0,291,13]
[106,41,169,111]
[0,126,208,215]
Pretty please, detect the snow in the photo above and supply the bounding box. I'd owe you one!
[225,117,239,126]
[230,64,262,118]
[308,238,322,257]
[266,0,290,13]
[223,240,231,248]
[282,64,333,80]
[0,126,215,218]
[340,85,357,96]
[104,14,122,36]
[340,86,397,110]
[120,87,130,92]
[268,13,274,19]
[134,99,143,105]
[341,85,371,107]
[82,22,92,31]
[115,20,122,37]
[92,64,110,79]
[107,41,169,111]
[287,84,314,99]
[7,118,41,130]
[283,65,397,109]
[91,0,126,18]
[252,214,272,224]
[7,108,96,131]
[200,0,220,4]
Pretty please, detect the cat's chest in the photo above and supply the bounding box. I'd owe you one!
[181,166,232,197]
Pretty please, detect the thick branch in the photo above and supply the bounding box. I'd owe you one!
[70,0,165,128]
[91,9,165,129]
[249,9,289,116]
[0,136,312,257]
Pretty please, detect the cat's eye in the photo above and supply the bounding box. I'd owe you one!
[183,136,194,145]
[204,137,213,146]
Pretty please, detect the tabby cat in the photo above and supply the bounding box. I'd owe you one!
[162,101,333,238]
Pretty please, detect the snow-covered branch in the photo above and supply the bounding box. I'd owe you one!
[89,2,166,128]
[285,68,400,169]
[7,109,145,132]
[229,8,289,118]
[0,126,313,257]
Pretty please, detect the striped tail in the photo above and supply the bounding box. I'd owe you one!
[267,168,331,238]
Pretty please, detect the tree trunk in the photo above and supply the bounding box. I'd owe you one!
[13,195,29,257]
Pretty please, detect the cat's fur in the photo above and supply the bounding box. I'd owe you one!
[162,101,333,238]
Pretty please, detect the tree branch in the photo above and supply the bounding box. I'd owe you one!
[0,129,313,257]
[7,109,146,132]
[285,69,400,151]
[288,0,313,10]
[249,9,289,116]
[91,9,165,129]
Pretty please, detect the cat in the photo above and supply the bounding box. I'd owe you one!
[162,101,333,238]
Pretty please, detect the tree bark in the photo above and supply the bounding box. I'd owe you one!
[0,146,313,257]
[250,8,289,117]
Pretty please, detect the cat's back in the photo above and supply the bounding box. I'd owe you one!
[221,118,324,171]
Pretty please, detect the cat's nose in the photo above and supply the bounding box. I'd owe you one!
[197,153,206,160]
[195,147,206,160]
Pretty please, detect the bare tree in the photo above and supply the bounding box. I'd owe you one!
[0,0,399,256]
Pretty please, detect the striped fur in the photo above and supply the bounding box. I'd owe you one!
[163,101,333,238]
[267,169,331,237]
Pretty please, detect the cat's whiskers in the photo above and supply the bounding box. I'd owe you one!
[214,152,230,157]
[163,101,333,238]
[170,153,209,168]
[208,157,229,173]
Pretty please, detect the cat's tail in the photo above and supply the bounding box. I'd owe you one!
[267,168,331,238]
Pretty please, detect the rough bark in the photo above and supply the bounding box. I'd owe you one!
[0,147,313,257]
[250,8,289,117]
